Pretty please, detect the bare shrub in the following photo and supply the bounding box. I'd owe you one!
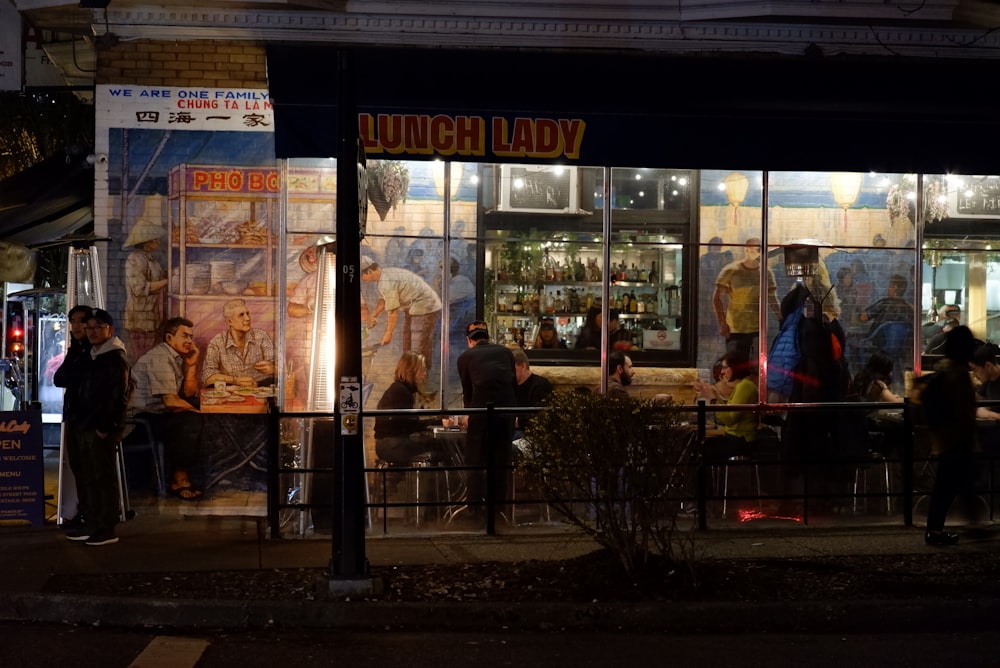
[521,390,700,578]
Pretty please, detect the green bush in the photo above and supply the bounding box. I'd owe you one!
[522,390,700,577]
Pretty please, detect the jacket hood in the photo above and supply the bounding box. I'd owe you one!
[91,336,127,358]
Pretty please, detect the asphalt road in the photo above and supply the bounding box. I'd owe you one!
[1,623,998,667]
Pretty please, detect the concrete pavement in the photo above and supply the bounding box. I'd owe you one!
[1,506,997,632]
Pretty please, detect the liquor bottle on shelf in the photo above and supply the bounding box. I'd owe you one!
[639,262,648,282]
[629,290,638,313]
[649,260,658,284]
[543,249,555,281]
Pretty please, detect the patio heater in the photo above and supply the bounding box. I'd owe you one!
[59,243,106,525]
[301,240,338,537]
[66,244,106,309]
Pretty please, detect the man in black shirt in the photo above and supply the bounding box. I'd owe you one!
[511,347,553,440]
[457,321,517,521]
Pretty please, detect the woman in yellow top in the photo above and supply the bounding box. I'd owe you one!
[694,350,758,463]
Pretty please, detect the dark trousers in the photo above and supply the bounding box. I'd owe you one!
[76,428,120,533]
[64,426,88,520]
[465,414,514,515]
[927,450,981,532]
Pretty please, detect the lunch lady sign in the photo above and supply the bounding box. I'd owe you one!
[0,412,44,527]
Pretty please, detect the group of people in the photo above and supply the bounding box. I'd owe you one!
[53,306,132,546]
[374,320,554,524]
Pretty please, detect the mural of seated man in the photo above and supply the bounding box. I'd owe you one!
[201,298,276,388]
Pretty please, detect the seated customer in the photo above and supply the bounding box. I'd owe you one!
[693,350,759,464]
[374,351,450,465]
[853,350,905,456]
[511,347,553,439]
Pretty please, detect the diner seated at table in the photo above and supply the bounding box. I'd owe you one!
[374,351,453,465]
[201,299,276,388]
[129,316,205,500]
[853,350,905,456]
[692,350,759,464]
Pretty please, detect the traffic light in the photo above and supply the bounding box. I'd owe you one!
[6,303,25,359]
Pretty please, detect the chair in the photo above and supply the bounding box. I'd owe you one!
[121,416,166,496]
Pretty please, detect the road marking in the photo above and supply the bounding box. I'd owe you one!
[128,636,209,668]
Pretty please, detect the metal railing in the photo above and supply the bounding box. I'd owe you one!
[265,399,999,538]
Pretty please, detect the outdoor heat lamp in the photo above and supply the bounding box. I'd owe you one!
[782,240,825,278]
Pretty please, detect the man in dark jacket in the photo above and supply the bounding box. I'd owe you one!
[68,309,132,546]
[53,304,93,531]
[457,321,517,521]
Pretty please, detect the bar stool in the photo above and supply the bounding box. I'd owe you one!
[853,433,893,514]
[376,452,449,526]
[716,455,762,518]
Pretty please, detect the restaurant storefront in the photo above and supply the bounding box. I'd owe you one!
[80,42,1000,532]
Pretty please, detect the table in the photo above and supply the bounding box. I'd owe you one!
[200,386,273,414]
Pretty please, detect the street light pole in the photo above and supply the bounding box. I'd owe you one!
[328,47,375,595]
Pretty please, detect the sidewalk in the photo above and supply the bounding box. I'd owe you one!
[1,508,998,633]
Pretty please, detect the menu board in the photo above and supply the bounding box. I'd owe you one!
[0,411,44,527]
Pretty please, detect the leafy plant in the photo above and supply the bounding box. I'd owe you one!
[521,390,701,579]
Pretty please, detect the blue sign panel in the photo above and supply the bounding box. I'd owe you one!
[0,411,45,527]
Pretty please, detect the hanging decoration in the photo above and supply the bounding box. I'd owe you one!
[885,183,911,226]
[366,160,410,221]
[722,172,750,228]
[924,179,949,223]
[830,172,862,232]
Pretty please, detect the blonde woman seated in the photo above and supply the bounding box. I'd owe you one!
[374,351,450,465]
[693,350,759,464]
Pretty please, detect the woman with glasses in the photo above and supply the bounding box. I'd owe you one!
[694,350,759,464]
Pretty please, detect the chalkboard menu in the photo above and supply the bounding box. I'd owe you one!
[0,411,44,527]
[956,177,1000,216]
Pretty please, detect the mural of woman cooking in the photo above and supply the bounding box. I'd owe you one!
[124,195,168,363]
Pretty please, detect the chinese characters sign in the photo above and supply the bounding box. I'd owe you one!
[97,85,274,131]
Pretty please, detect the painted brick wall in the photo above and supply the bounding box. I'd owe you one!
[97,40,267,87]
[95,39,268,332]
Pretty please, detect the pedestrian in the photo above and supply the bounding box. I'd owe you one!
[67,309,132,546]
[52,304,94,532]
[457,321,517,521]
[917,325,983,545]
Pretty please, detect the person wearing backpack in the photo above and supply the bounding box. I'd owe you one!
[66,309,132,546]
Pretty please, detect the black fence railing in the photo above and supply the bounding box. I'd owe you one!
[266,399,999,539]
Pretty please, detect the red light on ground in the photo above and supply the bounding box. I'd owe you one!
[738,507,802,523]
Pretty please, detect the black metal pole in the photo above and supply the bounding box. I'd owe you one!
[696,398,707,530]
[330,48,369,583]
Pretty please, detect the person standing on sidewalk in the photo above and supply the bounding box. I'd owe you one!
[918,325,982,546]
[68,309,132,546]
[53,304,94,532]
